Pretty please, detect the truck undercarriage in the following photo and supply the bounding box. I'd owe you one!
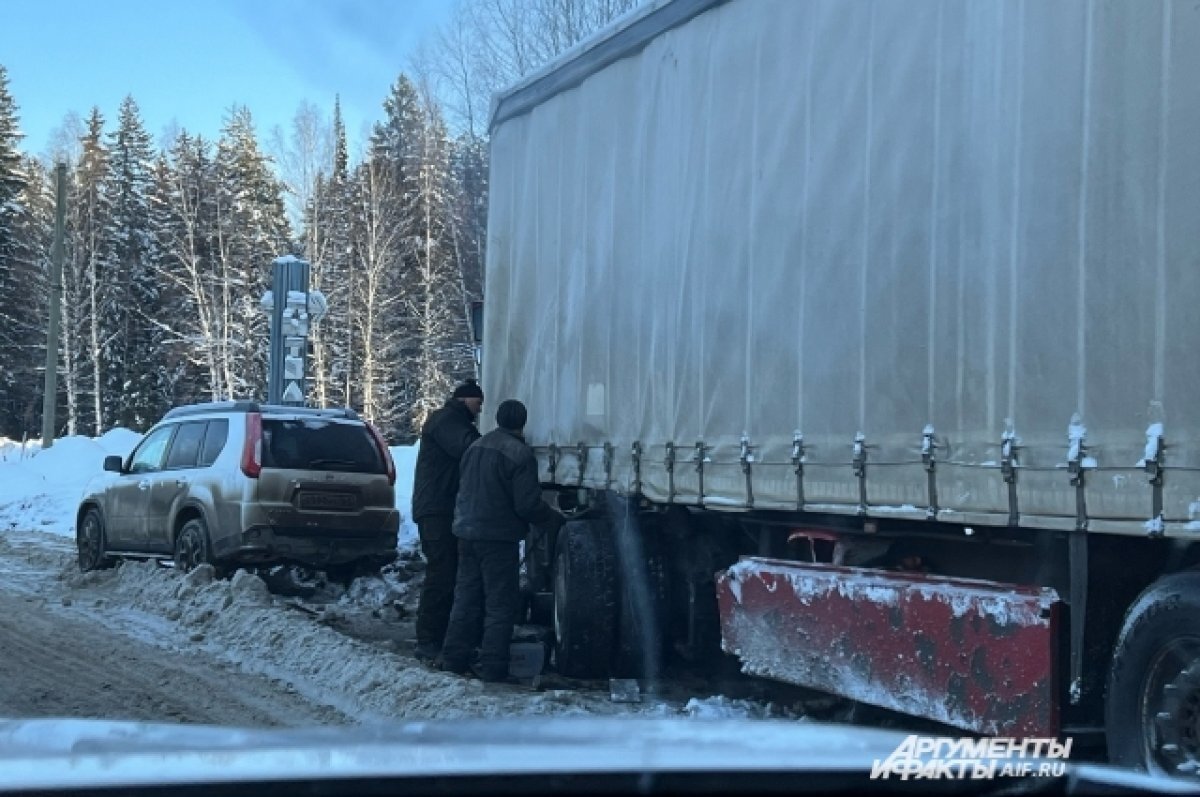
[523,491,1200,777]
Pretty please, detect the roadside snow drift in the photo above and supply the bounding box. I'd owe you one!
[0,431,141,536]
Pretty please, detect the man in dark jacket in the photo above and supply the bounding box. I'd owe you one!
[441,399,564,682]
[412,380,483,664]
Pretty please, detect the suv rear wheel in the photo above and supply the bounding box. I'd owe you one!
[174,517,216,574]
[77,509,115,572]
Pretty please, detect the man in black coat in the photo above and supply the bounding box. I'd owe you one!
[441,399,564,682]
[412,380,483,664]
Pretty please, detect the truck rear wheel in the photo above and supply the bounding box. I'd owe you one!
[553,519,617,679]
[1107,570,1200,777]
[615,527,670,679]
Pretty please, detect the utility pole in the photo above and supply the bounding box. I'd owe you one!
[41,163,66,448]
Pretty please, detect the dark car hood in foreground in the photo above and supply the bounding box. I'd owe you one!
[0,717,1196,796]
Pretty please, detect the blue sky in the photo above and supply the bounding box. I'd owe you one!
[0,0,453,159]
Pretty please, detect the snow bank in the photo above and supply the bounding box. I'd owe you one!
[61,559,666,722]
[0,432,142,537]
[95,429,144,456]
[0,438,35,463]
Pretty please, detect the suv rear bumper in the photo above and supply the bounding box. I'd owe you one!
[214,511,401,568]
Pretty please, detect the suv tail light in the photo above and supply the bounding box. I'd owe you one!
[367,423,396,487]
[241,412,263,478]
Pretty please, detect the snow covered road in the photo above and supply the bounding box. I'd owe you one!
[0,530,348,726]
[0,528,792,728]
[0,584,348,726]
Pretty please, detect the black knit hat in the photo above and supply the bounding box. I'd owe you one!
[495,399,527,431]
[452,379,484,400]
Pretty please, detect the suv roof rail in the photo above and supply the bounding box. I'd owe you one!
[162,402,361,421]
[163,401,261,419]
[260,404,361,421]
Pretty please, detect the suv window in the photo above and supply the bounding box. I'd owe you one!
[199,419,229,467]
[165,422,207,470]
[261,418,385,474]
[129,425,177,474]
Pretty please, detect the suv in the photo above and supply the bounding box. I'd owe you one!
[76,401,400,580]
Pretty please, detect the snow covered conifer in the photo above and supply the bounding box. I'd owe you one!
[104,96,159,428]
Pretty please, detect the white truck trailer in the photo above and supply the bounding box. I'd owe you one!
[482,0,1200,775]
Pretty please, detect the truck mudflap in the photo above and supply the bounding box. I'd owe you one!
[716,557,1062,737]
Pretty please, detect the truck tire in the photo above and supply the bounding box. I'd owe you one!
[615,528,670,679]
[1107,570,1200,776]
[553,519,617,679]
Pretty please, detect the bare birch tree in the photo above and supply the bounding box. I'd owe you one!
[405,95,475,431]
[417,0,644,138]
[348,156,404,431]
[269,100,332,232]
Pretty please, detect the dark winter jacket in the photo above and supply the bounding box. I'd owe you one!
[412,399,481,521]
[453,428,559,543]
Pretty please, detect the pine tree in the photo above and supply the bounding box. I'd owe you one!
[448,131,488,367]
[104,96,159,428]
[144,151,190,411]
[0,66,24,274]
[306,96,354,410]
[0,65,32,436]
[327,99,355,411]
[214,106,292,400]
[1,156,51,438]
[370,76,425,196]
[62,108,114,435]
[0,67,27,435]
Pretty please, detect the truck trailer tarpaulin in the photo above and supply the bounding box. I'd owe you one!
[483,0,1200,536]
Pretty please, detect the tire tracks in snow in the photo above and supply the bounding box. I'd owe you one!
[0,530,348,727]
[0,590,344,726]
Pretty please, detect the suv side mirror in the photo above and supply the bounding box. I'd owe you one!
[103,455,124,474]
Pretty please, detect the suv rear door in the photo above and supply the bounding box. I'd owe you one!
[256,416,394,536]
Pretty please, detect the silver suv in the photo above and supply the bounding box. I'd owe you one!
[76,402,400,579]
